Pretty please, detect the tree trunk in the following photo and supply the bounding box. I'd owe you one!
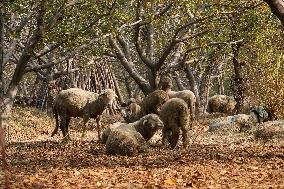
[217,74,225,95]
[184,65,200,115]
[198,78,210,114]
[0,9,4,96]
[174,72,186,90]
[264,0,284,26]
[0,109,10,189]
[232,44,245,114]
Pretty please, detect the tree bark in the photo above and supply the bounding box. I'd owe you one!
[264,0,284,26]
[184,65,200,115]
[0,9,4,96]
[232,44,245,114]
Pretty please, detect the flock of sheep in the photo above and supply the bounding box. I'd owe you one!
[50,78,284,156]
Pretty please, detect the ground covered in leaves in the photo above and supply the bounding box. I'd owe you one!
[1,107,284,188]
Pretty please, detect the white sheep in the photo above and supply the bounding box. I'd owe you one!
[208,106,270,133]
[51,88,117,141]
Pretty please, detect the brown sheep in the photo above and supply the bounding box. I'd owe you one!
[122,90,169,123]
[207,95,236,115]
[51,88,117,141]
[159,77,196,121]
[159,98,190,148]
[254,120,284,140]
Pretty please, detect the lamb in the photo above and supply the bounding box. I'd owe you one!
[159,77,196,121]
[104,114,164,156]
[159,98,190,148]
[254,120,284,140]
[208,106,270,133]
[51,88,117,141]
[207,95,237,115]
[122,90,169,123]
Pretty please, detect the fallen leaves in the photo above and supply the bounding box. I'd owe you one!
[2,107,284,188]
[164,178,176,185]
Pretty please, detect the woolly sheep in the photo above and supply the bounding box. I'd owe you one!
[208,106,270,133]
[254,120,284,140]
[51,88,117,141]
[120,101,141,120]
[122,90,169,123]
[207,95,237,115]
[159,77,196,121]
[159,98,190,148]
[104,114,164,156]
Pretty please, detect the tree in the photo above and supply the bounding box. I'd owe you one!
[264,0,284,25]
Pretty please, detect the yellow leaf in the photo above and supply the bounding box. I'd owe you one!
[165,178,176,185]
[145,2,151,8]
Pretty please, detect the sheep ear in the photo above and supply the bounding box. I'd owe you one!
[143,119,148,125]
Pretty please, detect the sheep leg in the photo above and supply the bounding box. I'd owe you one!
[60,118,70,141]
[162,127,171,147]
[190,101,195,121]
[51,123,59,137]
[169,127,180,148]
[96,116,102,141]
[81,117,89,139]
[181,127,188,148]
[51,108,60,137]
[65,117,71,140]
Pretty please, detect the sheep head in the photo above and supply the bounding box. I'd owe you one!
[99,89,117,105]
[142,114,164,130]
[138,114,164,141]
[250,106,269,123]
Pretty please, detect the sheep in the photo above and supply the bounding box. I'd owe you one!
[51,88,117,141]
[207,95,237,115]
[120,99,141,120]
[254,120,284,140]
[141,90,169,115]
[167,90,196,121]
[159,98,190,148]
[208,106,270,133]
[122,90,169,123]
[104,114,164,156]
[158,76,196,121]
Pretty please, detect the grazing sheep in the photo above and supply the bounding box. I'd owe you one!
[104,114,164,156]
[207,95,237,115]
[159,98,190,148]
[159,77,196,121]
[122,90,169,123]
[51,88,117,141]
[208,106,270,133]
[254,120,284,140]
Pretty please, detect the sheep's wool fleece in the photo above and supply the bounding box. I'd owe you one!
[106,129,147,156]
[255,120,284,139]
[208,95,236,114]
[101,122,124,144]
[54,88,98,117]
[209,114,256,132]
